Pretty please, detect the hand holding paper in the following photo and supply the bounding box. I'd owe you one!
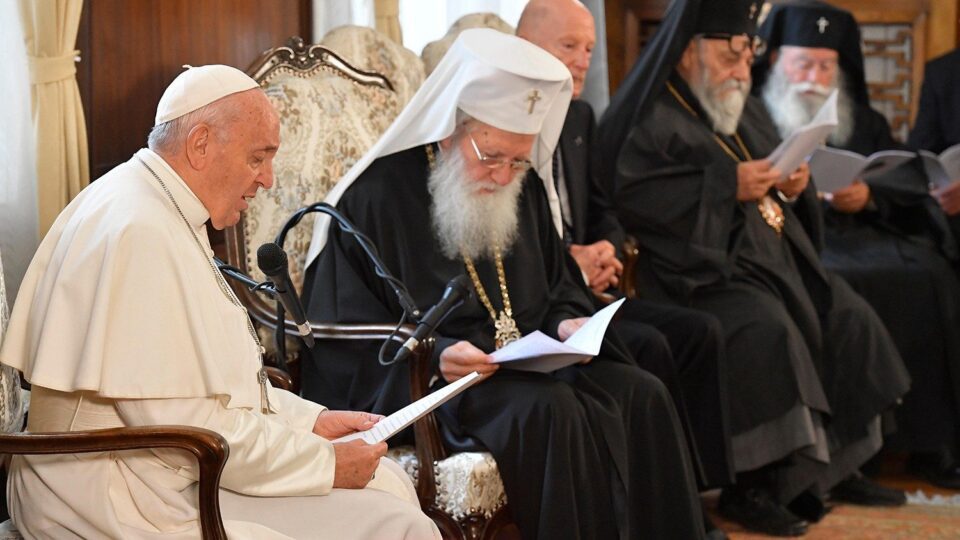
[767,90,839,181]
[333,371,482,444]
[489,298,625,373]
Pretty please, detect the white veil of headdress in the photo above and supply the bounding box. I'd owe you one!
[304,28,573,267]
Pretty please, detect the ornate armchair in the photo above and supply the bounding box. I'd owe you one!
[222,36,513,539]
[0,251,288,540]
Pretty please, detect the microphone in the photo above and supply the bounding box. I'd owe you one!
[257,242,315,348]
[393,275,472,364]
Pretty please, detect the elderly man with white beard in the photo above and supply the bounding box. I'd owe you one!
[299,29,706,540]
[597,0,911,535]
[754,0,960,491]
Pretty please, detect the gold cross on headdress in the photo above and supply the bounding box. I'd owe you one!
[526,89,542,114]
[816,16,829,34]
[749,2,758,19]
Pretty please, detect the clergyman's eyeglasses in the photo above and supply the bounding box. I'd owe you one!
[697,33,767,56]
[468,133,533,172]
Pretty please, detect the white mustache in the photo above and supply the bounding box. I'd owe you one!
[790,81,832,96]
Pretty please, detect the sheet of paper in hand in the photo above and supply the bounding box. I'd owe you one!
[919,143,960,190]
[333,371,481,444]
[808,146,916,193]
[489,298,625,373]
[767,90,838,181]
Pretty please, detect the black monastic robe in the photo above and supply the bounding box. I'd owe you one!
[821,102,960,453]
[301,144,705,540]
[556,99,733,489]
[613,75,910,501]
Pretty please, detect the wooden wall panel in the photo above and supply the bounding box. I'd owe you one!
[77,0,311,179]
[603,0,959,96]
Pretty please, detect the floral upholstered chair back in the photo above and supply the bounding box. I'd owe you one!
[0,251,25,435]
[238,37,404,291]
[320,25,425,107]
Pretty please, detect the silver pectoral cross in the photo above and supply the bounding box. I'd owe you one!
[817,17,830,34]
[526,89,542,115]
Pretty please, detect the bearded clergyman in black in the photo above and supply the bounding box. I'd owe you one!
[300,29,705,540]
[597,0,910,536]
[753,0,960,491]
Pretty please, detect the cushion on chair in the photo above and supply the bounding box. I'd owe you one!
[0,519,22,540]
[243,72,402,290]
[388,446,507,520]
[320,25,425,107]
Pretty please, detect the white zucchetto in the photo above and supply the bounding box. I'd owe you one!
[154,64,259,125]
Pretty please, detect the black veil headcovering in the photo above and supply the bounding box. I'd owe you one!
[752,0,869,106]
[596,0,763,180]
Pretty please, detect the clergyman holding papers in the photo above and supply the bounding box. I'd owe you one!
[754,0,960,491]
[301,28,706,540]
[597,0,910,535]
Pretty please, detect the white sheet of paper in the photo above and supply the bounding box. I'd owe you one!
[333,371,481,444]
[809,147,915,193]
[489,298,625,373]
[920,143,960,190]
[767,90,838,180]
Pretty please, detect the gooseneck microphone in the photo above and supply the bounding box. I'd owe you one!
[393,275,473,364]
[257,242,315,348]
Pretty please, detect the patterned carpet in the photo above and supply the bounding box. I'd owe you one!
[713,501,960,539]
[706,470,960,539]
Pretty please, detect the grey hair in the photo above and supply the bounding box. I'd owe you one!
[147,98,236,155]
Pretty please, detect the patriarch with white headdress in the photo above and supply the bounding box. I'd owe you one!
[301,28,706,539]
[1,64,438,539]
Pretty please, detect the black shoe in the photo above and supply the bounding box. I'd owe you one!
[718,488,808,537]
[787,490,832,523]
[908,453,960,490]
[831,475,906,506]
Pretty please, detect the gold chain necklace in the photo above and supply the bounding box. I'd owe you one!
[425,144,521,349]
[666,81,784,236]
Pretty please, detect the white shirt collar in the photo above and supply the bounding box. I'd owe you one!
[137,148,210,232]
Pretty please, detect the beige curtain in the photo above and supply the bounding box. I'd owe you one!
[19,0,89,237]
[374,0,403,44]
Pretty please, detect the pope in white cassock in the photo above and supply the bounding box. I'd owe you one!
[0,65,440,539]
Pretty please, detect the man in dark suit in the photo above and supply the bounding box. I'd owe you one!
[911,47,960,219]
[516,0,734,508]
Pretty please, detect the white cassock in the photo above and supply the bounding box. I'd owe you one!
[0,149,439,540]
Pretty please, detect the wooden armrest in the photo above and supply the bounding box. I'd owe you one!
[619,235,641,298]
[0,426,229,540]
[264,366,293,391]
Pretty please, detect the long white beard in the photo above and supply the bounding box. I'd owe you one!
[761,61,856,147]
[689,63,751,135]
[427,145,524,261]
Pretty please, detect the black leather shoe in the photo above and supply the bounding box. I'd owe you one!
[908,453,960,490]
[787,490,832,523]
[831,475,906,506]
[718,488,809,537]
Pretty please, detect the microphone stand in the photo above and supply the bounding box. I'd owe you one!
[271,202,422,365]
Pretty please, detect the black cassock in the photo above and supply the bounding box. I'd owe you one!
[819,102,960,454]
[555,99,733,489]
[301,144,705,540]
[613,75,910,502]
